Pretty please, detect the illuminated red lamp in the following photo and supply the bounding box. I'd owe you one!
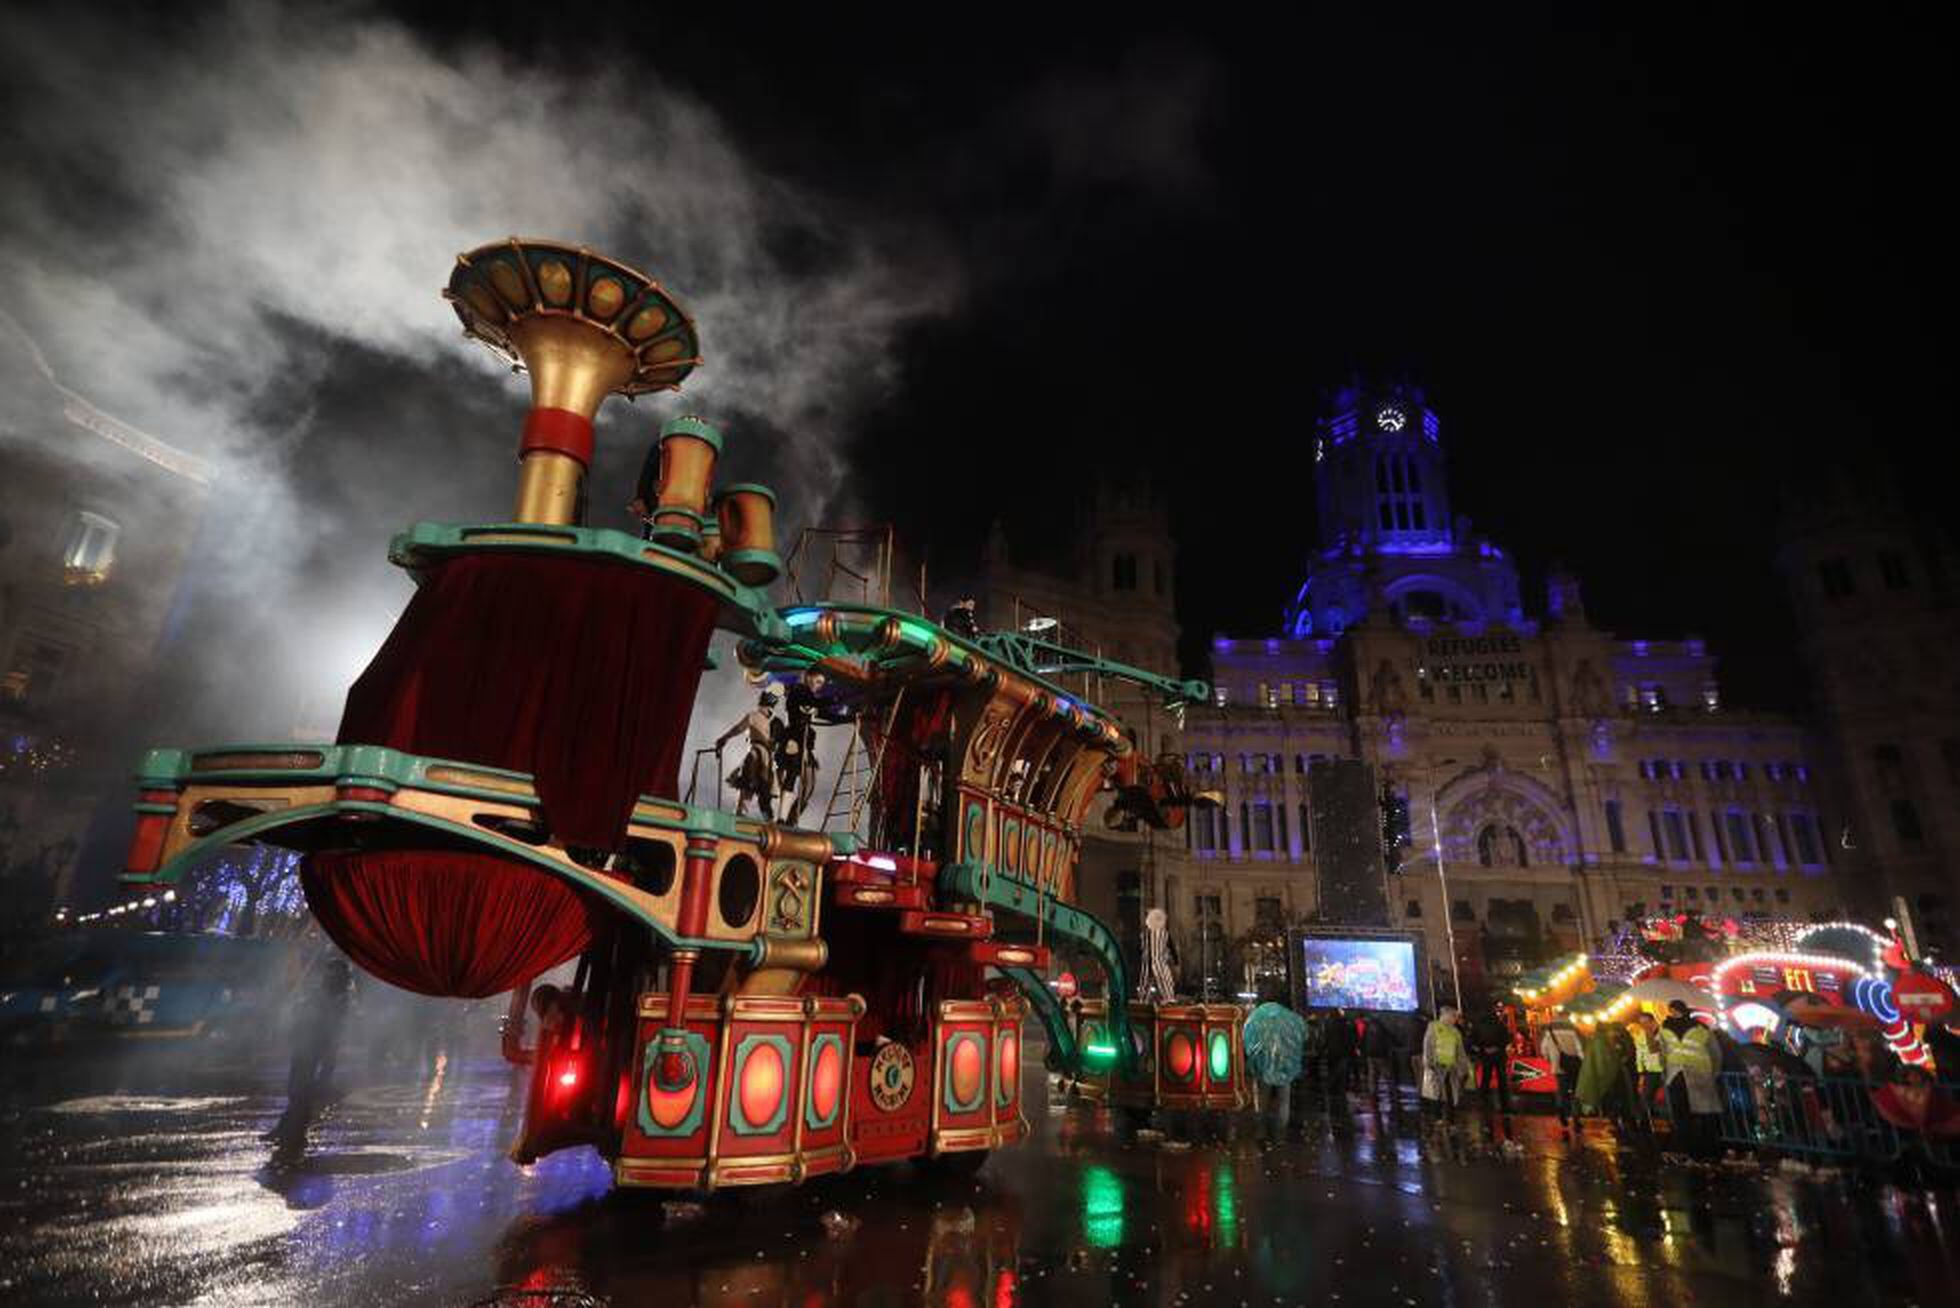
[810,1040,844,1123]
[998,1031,1019,1098]
[1165,1028,1197,1082]
[552,1057,582,1104]
[739,1042,786,1129]
[950,1034,986,1107]
[645,1060,698,1131]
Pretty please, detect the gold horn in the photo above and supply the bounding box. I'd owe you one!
[444,238,704,525]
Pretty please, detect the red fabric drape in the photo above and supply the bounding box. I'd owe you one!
[338,552,718,849]
[302,849,594,997]
[860,689,953,851]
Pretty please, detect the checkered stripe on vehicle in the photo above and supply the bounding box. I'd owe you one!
[106,984,162,1025]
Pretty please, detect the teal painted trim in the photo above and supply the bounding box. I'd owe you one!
[384,519,787,642]
[805,1033,846,1130]
[132,741,846,853]
[659,414,723,449]
[996,1021,1020,1108]
[739,602,1102,714]
[637,1031,712,1137]
[131,804,177,816]
[939,859,1135,1076]
[962,803,986,861]
[729,1034,794,1136]
[1000,964,1076,1071]
[743,603,1205,709]
[123,798,747,956]
[721,548,782,578]
[135,747,190,779]
[715,482,775,504]
[942,1031,987,1115]
[970,630,1210,708]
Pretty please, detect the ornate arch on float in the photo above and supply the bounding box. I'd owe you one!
[1433,757,1574,869]
[1382,573,1487,623]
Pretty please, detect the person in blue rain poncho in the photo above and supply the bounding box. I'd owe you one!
[1244,989,1308,1141]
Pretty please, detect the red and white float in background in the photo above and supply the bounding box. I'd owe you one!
[1703,923,1931,1067]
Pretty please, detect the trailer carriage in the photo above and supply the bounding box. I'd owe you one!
[117,236,1244,1190]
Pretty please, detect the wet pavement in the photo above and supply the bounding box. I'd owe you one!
[2,1040,1956,1307]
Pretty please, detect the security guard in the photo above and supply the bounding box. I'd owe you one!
[1659,1000,1722,1153]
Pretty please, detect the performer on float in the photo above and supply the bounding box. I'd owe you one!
[717,689,781,817]
[942,597,980,639]
[776,668,847,827]
[1139,906,1179,1002]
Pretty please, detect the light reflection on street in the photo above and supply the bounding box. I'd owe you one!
[3,1051,1959,1306]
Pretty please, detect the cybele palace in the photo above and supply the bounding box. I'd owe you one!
[975,381,1958,998]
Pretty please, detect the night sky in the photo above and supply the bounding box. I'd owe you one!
[4,7,1946,725]
[471,9,1942,708]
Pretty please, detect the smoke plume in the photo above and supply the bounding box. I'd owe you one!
[0,3,954,756]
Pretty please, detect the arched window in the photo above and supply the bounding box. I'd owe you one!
[1476,824,1529,868]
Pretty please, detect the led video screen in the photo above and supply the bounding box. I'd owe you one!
[1299,937,1418,1012]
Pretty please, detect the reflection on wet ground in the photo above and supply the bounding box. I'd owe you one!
[2,1045,1955,1307]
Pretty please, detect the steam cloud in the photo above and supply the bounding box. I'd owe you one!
[0,3,955,760]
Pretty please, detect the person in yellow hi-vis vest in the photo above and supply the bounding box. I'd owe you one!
[1629,1011,1667,1131]
[1659,1000,1723,1154]
[1420,1005,1468,1124]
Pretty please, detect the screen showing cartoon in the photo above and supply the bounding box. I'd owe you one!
[1299,938,1418,1011]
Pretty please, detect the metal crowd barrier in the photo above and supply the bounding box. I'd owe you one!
[1714,1071,1960,1170]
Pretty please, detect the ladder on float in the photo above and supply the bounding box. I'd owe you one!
[819,690,909,840]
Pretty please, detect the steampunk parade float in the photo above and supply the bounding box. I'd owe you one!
[117,238,1242,1190]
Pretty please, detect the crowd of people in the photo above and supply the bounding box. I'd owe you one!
[1241,988,1944,1166]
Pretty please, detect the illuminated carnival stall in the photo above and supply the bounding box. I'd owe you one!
[1511,916,1952,1075]
[116,237,1234,1188]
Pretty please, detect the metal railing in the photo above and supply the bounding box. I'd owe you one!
[683,746,725,810]
[1713,1070,1959,1170]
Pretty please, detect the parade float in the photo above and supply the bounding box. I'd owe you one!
[115,238,1239,1189]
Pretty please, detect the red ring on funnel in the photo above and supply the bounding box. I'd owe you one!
[520,406,596,466]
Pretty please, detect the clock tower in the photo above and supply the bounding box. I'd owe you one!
[1287,379,1521,636]
[1311,380,1452,553]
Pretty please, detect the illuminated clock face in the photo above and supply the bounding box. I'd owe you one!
[1376,406,1407,432]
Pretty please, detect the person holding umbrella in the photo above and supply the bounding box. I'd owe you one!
[1244,988,1309,1142]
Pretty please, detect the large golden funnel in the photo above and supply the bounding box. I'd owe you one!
[445,238,704,525]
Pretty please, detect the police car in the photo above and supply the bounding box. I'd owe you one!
[1,931,292,1044]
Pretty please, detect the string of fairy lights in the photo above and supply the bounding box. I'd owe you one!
[59,890,177,925]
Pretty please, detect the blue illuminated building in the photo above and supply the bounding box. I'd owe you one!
[1289,381,1522,638]
[1174,379,1859,994]
[973,382,1923,998]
